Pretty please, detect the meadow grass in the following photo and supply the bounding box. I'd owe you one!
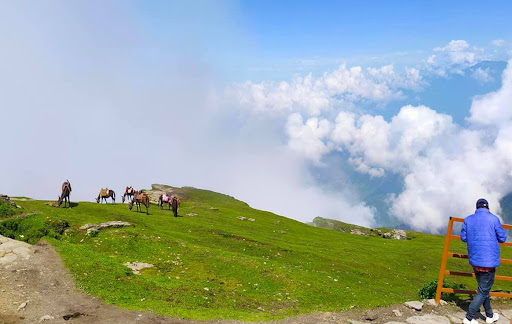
[2,187,512,320]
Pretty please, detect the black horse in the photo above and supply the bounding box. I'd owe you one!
[96,189,116,204]
[58,180,71,208]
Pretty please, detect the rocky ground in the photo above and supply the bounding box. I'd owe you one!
[1,234,512,324]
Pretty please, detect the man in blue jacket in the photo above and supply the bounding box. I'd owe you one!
[461,198,507,324]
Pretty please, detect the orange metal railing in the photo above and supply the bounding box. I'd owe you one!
[435,217,512,304]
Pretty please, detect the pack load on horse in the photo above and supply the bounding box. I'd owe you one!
[96,188,116,204]
[122,186,136,203]
[158,192,172,210]
[129,190,149,214]
[58,180,72,208]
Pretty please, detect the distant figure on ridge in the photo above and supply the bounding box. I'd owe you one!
[460,198,506,324]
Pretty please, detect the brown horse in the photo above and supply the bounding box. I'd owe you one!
[96,188,116,204]
[122,186,135,203]
[171,195,180,217]
[158,193,172,210]
[58,180,71,208]
[129,191,149,214]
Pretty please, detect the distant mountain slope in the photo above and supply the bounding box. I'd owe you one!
[2,185,512,320]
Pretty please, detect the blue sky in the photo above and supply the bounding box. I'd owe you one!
[2,1,512,233]
[188,0,512,81]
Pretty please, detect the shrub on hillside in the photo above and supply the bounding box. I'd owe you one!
[0,199,21,218]
[0,217,70,244]
[418,279,466,301]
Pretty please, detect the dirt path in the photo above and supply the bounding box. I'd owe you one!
[1,235,510,324]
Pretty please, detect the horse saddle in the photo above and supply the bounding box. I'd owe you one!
[100,188,109,196]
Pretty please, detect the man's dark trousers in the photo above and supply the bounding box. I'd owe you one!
[466,268,495,320]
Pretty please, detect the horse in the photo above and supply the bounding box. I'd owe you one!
[171,195,180,217]
[58,180,71,208]
[96,188,116,204]
[158,193,172,210]
[122,186,136,203]
[129,191,149,214]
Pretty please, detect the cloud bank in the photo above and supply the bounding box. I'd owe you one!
[229,42,512,232]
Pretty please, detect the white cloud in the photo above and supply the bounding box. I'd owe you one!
[469,60,512,126]
[334,60,512,233]
[286,113,332,164]
[435,40,477,65]
[229,64,423,116]
[492,39,506,47]
[426,40,487,76]
[471,67,494,83]
[329,105,453,177]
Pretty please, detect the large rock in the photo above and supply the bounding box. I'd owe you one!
[500,309,512,320]
[406,315,450,324]
[404,301,423,311]
[80,221,131,231]
[350,229,367,236]
[383,229,408,240]
[0,235,31,266]
[124,262,154,275]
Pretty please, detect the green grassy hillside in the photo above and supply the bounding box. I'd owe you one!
[2,185,512,321]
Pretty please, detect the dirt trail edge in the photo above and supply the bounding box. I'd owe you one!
[1,235,508,324]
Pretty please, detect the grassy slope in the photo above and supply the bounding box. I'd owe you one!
[2,187,512,321]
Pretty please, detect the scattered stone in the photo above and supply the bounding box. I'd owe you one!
[447,312,466,323]
[384,322,406,324]
[63,312,83,320]
[424,299,437,306]
[257,306,265,312]
[45,202,59,207]
[364,309,379,320]
[501,309,512,319]
[383,229,408,240]
[39,315,55,322]
[80,221,131,231]
[350,229,367,236]
[392,309,403,317]
[17,301,28,311]
[187,213,198,216]
[237,216,247,221]
[439,299,447,306]
[248,218,255,222]
[349,321,366,324]
[124,262,154,275]
[405,314,450,324]
[405,301,423,311]
[208,207,219,211]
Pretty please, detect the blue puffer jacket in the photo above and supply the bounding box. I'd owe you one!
[461,208,507,268]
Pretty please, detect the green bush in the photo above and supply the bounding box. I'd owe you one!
[0,199,21,218]
[418,279,467,301]
[0,216,70,244]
